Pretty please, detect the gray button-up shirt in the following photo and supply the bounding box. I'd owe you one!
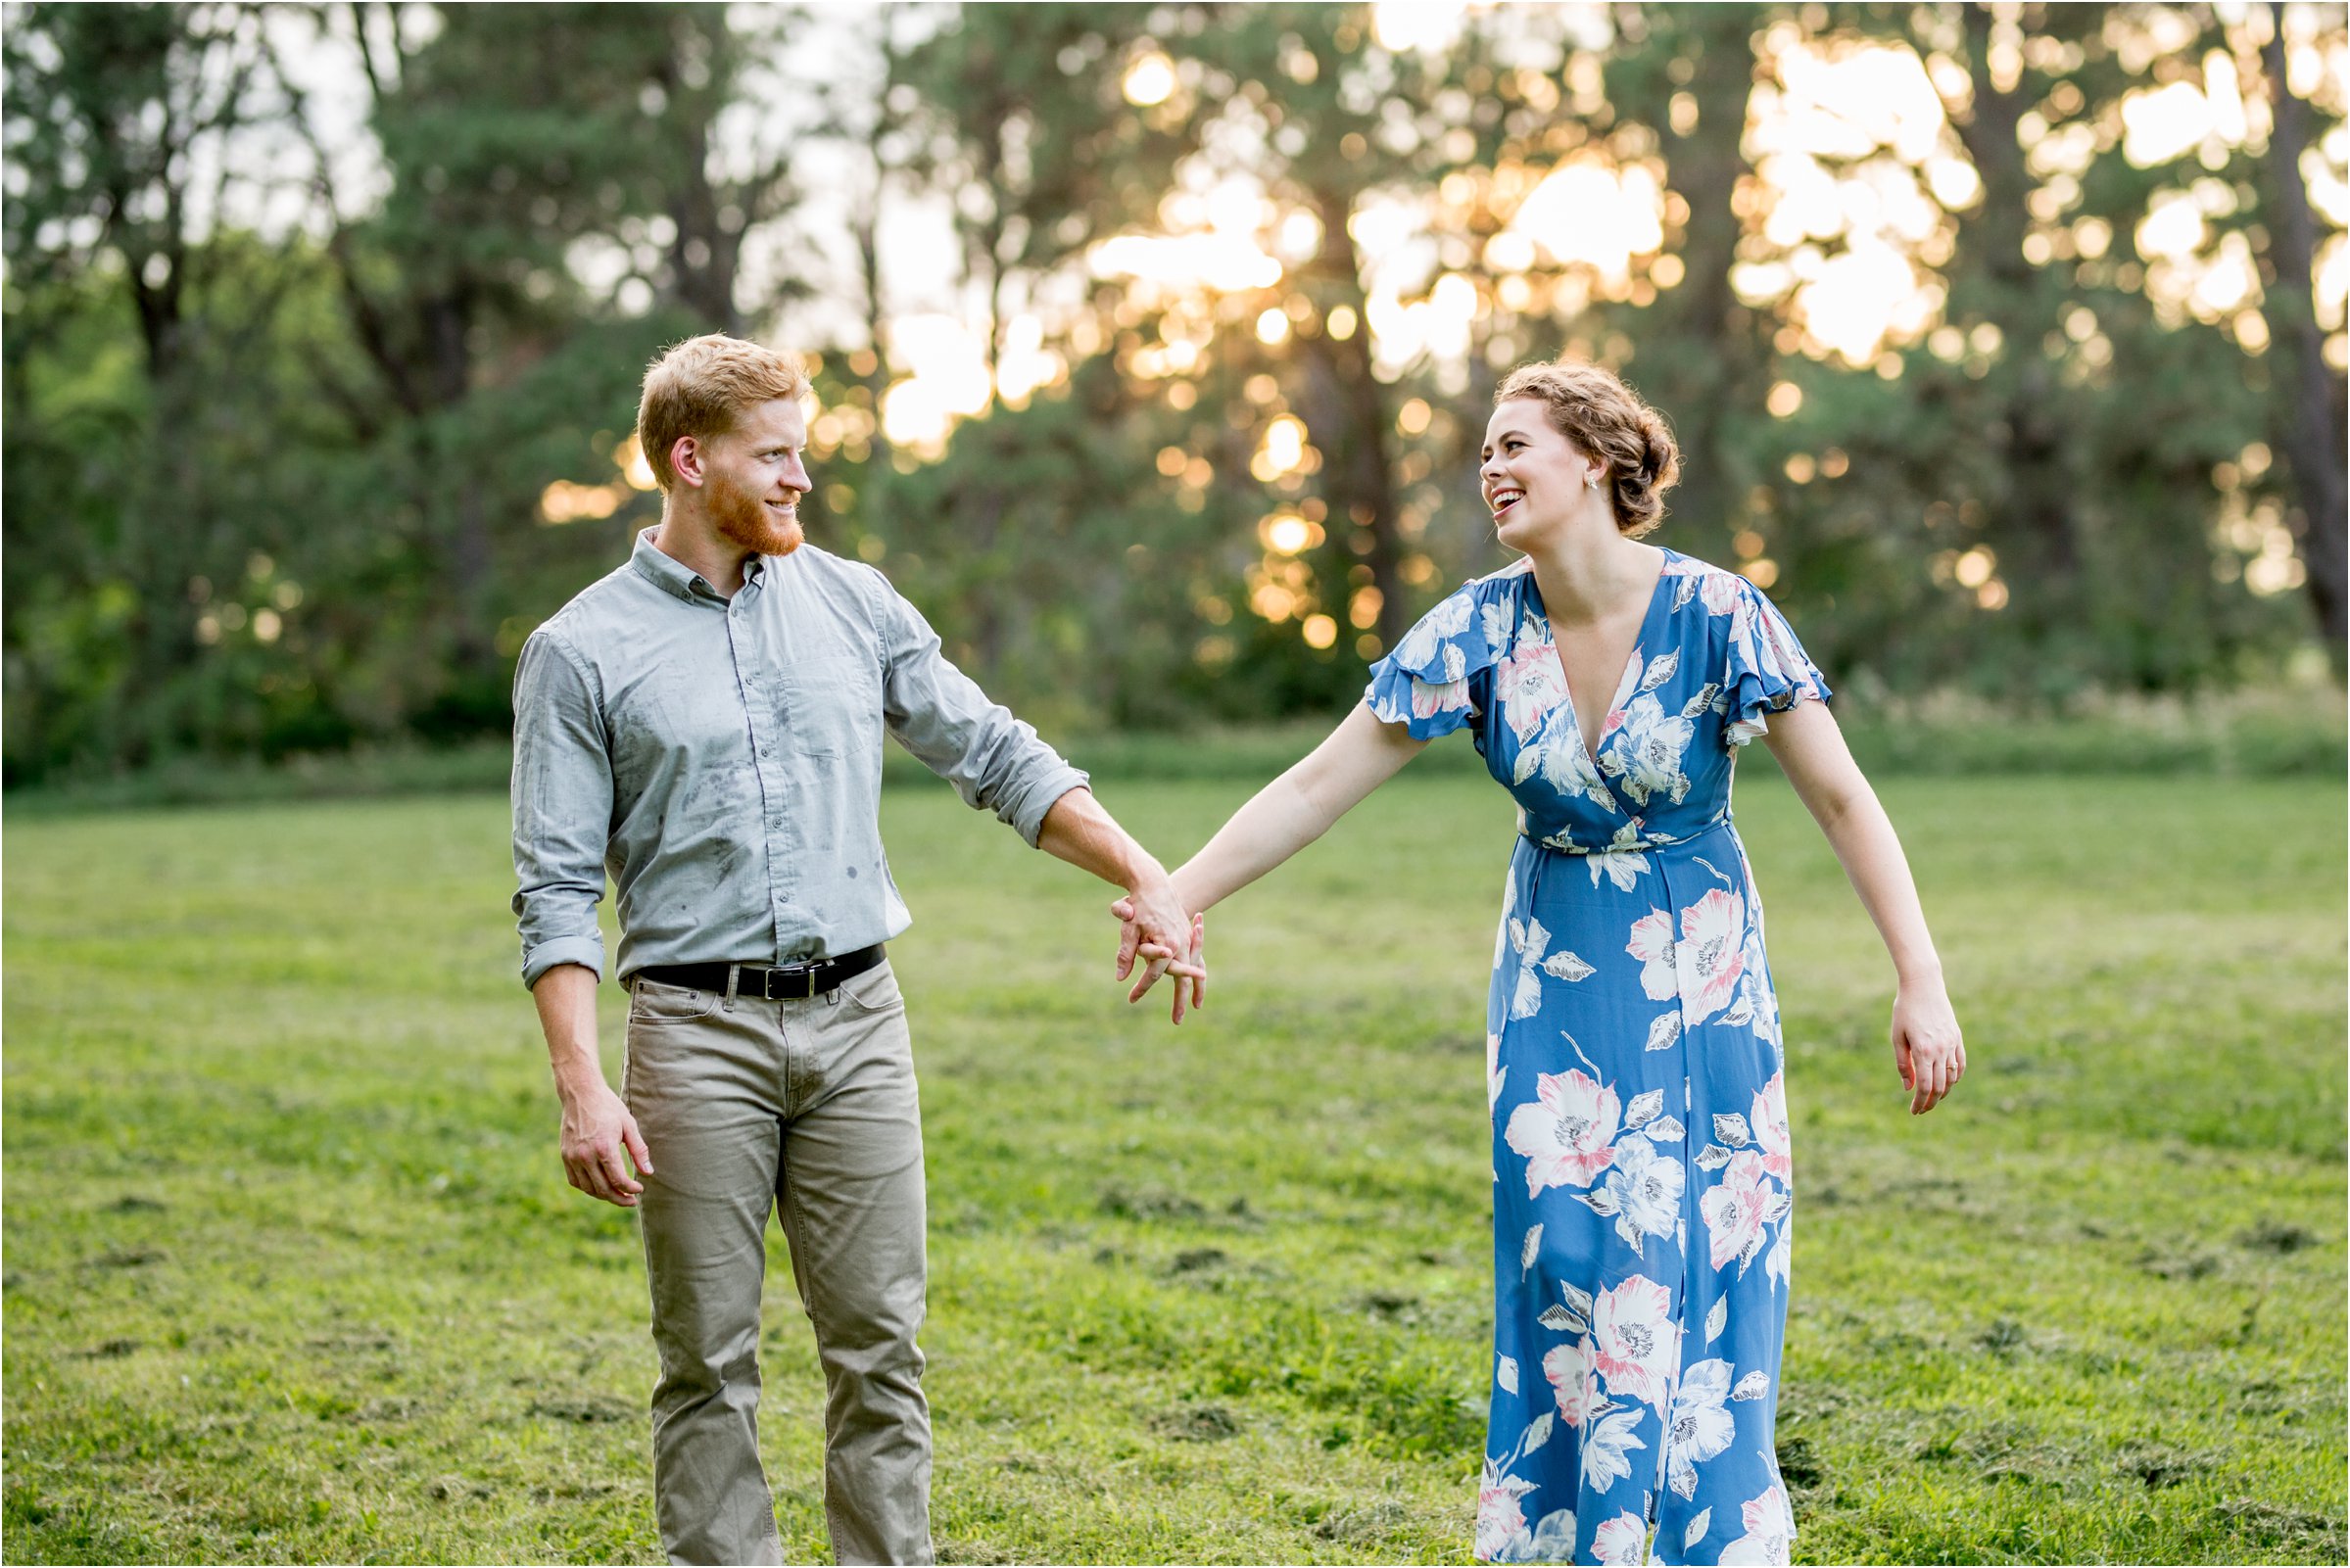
[510,529,1087,988]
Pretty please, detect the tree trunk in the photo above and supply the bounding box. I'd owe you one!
[2259,8,2348,663]
[658,10,742,332]
[1954,5,2084,641]
[1297,183,1405,649]
[1618,4,1763,544]
[426,288,494,673]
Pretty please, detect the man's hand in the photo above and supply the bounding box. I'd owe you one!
[1032,787,1205,1019]
[1112,893,1205,1022]
[531,963,653,1206]
[560,1079,654,1206]
[1115,865,1205,1001]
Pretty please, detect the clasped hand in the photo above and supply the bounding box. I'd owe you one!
[1110,880,1206,1023]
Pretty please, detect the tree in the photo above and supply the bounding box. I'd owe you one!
[2254,2,2347,663]
[1,3,327,771]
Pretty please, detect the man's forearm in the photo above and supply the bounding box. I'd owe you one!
[1034,786,1160,891]
[531,963,610,1103]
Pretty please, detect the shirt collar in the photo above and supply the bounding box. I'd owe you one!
[629,526,766,604]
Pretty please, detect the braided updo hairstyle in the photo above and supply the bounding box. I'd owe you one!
[1493,359,1682,537]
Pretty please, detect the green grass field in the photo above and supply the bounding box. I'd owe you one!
[5,768,2344,1565]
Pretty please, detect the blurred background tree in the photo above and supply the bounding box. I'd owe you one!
[5,1,2343,785]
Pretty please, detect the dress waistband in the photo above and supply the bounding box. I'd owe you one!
[1515,810,1733,854]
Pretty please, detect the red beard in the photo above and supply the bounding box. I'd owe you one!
[709,469,803,557]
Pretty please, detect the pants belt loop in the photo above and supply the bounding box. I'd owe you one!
[723,962,741,1012]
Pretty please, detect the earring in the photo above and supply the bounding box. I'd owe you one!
[1586,472,1601,491]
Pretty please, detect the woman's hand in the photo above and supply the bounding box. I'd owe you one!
[1113,899,1204,1022]
[1892,978,1965,1115]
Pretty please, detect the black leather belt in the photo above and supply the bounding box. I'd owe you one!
[635,944,886,1002]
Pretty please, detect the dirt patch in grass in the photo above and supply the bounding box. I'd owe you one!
[526,1394,636,1425]
[2236,1220,2319,1254]
[1152,1404,1238,1442]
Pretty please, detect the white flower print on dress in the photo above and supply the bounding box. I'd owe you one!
[1508,914,1596,1020]
[1480,596,1514,652]
[1627,910,1678,1002]
[1514,702,1621,814]
[1586,1133,1686,1256]
[1581,1403,1648,1493]
[1590,1275,1678,1413]
[1493,870,1516,973]
[1602,688,1696,808]
[1477,1404,1562,1563]
[1717,1485,1795,1566]
[1678,888,1749,1023]
[1752,1071,1792,1184]
[1392,588,1473,671]
[1663,1358,1737,1500]
[1504,1069,1621,1194]
[1765,1209,1793,1292]
[1662,554,1745,616]
[1592,1512,1650,1565]
[1487,1032,1507,1109]
[1585,819,1655,889]
[1724,926,1780,1038]
[1725,582,1827,747]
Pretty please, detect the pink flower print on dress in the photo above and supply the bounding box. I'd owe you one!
[1495,637,1569,743]
[1696,566,1744,615]
[1541,1334,1608,1429]
[1504,1069,1621,1195]
[1718,1484,1795,1565]
[1627,909,1678,1002]
[1590,1274,1679,1413]
[1752,1071,1792,1184]
[1592,1512,1650,1565]
[1678,888,1748,1023]
[1412,676,1471,722]
[1475,1465,1538,1562]
[1701,1150,1773,1271]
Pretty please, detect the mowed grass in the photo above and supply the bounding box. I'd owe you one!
[3,768,2343,1565]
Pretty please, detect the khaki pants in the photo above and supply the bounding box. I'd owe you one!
[624,960,933,1566]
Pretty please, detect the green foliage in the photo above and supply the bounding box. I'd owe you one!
[3,4,2342,784]
[4,774,2343,1561]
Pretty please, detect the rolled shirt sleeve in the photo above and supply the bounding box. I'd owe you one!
[510,629,614,988]
[869,572,1086,846]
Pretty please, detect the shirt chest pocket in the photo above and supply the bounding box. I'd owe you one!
[774,653,884,759]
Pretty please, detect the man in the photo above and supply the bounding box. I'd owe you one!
[510,334,1200,1566]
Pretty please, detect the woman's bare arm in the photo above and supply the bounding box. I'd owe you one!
[1175,705,1428,912]
[1761,699,1967,1115]
[1119,705,1426,1006]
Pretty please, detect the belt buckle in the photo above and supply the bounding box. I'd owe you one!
[760,962,818,1001]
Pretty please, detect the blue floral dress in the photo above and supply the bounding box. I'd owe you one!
[1365,548,1831,1567]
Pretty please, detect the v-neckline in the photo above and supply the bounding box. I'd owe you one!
[1524,547,1676,769]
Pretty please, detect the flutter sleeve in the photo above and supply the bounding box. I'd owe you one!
[1723,577,1832,747]
[1363,579,1507,742]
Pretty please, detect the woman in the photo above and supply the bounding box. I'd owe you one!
[1123,360,1965,1565]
